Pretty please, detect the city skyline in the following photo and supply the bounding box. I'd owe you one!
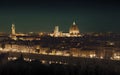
[0,1,120,75]
[0,0,120,33]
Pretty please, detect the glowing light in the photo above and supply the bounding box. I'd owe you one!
[56,51,63,56]
[8,57,17,61]
[90,54,96,58]
[41,60,46,64]
[73,21,76,25]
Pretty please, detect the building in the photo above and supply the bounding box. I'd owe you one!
[53,26,61,37]
[10,24,17,40]
[69,21,80,37]
[50,21,81,37]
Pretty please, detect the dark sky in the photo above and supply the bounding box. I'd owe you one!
[0,0,120,33]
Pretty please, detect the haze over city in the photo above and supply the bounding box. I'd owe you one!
[0,0,120,33]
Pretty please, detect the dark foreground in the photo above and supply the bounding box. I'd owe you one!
[0,58,120,75]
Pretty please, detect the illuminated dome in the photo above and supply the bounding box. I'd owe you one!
[69,21,80,35]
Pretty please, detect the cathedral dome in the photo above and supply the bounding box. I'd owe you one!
[69,21,80,35]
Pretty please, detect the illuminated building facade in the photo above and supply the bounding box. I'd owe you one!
[53,26,61,37]
[10,24,17,40]
[1,21,120,61]
[12,24,16,35]
[69,21,80,36]
[50,21,81,37]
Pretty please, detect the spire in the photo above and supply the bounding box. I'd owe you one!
[73,21,76,25]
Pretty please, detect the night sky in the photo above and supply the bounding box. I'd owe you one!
[0,0,120,33]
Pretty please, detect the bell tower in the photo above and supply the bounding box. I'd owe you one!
[12,24,16,35]
[11,23,17,40]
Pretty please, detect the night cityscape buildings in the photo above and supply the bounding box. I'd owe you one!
[50,21,80,37]
[0,0,120,75]
[0,21,120,62]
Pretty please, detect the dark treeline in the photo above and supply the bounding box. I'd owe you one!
[0,58,120,75]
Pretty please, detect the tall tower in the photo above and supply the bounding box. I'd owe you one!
[11,24,16,35]
[54,26,60,37]
[11,23,17,40]
[54,26,59,33]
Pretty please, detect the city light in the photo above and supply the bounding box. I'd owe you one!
[0,21,119,63]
